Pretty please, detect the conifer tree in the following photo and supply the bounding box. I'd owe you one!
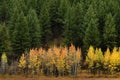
[39,1,51,46]
[63,3,84,47]
[26,0,38,9]
[83,5,100,50]
[12,12,30,58]
[63,6,75,46]
[8,0,25,43]
[73,3,84,47]
[27,9,41,49]
[49,0,60,39]
[0,0,9,23]
[0,24,11,56]
[103,13,117,49]
[9,7,19,42]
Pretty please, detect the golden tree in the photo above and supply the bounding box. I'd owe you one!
[109,47,120,73]
[94,48,104,73]
[56,55,65,76]
[1,52,8,74]
[28,49,41,74]
[43,48,55,75]
[103,48,111,73]
[85,46,95,69]
[18,54,26,69]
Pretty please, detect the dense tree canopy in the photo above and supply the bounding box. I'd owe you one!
[0,0,120,58]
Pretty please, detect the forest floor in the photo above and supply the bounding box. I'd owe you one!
[0,74,120,80]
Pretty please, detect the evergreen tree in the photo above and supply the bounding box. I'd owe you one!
[9,0,26,41]
[83,5,100,50]
[39,1,51,47]
[49,0,60,39]
[49,0,70,45]
[27,8,41,49]
[73,3,84,47]
[0,24,11,56]
[9,7,19,42]
[54,0,70,45]
[96,0,107,50]
[63,6,75,46]
[26,0,38,9]
[63,2,84,47]
[12,12,30,58]
[0,0,9,23]
[103,13,117,49]
[114,1,120,46]
[36,0,45,15]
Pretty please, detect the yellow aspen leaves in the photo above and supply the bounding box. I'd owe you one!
[18,54,26,69]
[1,52,8,74]
[85,46,95,68]
[18,45,82,75]
[18,45,120,75]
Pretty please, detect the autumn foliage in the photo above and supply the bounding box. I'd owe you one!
[18,44,81,76]
[18,45,120,75]
[85,46,120,74]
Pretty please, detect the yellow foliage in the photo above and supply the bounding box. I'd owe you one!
[85,46,95,68]
[110,47,120,67]
[18,44,82,75]
[56,57,65,73]
[94,48,104,63]
[18,54,26,69]
[104,48,111,66]
[1,53,7,63]
[69,44,76,54]
[28,49,41,69]
[75,48,81,63]
[61,47,68,58]
[53,46,61,56]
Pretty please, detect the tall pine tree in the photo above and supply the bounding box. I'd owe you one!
[103,13,117,49]
[39,1,51,47]
[63,2,84,47]
[27,8,41,49]
[12,12,30,58]
[83,5,100,50]
[0,24,11,56]
[0,0,9,23]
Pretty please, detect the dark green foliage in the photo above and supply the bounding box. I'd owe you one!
[49,0,70,45]
[49,0,60,39]
[12,12,30,58]
[0,0,9,23]
[27,9,41,49]
[63,6,75,46]
[63,2,84,47]
[116,8,120,46]
[49,0,65,44]
[0,24,11,56]
[0,0,119,59]
[96,0,107,50]
[9,7,19,42]
[83,5,100,50]
[103,13,117,49]
[39,1,52,46]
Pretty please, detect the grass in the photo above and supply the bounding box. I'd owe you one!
[0,73,120,80]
